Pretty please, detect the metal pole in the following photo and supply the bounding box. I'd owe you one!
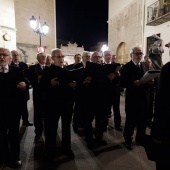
[40,34,41,46]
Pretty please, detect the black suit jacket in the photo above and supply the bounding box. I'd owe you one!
[0,65,26,116]
[120,60,151,105]
[11,61,30,100]
[39,64,75,111]
[25,64,43,89]
[151,61,170,141]
[11,61,28,71]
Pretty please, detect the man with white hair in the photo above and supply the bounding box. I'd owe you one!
[0,47,27,168]
[120,46,154,150]
[11,50,33,126]
[25,52,46,142]
[40,48,76,160]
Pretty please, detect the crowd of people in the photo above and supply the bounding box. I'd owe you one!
[0,46,169,170]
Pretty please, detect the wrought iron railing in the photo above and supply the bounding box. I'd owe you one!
[147,0,170,23]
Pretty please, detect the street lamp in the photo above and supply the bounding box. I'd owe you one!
[29,16,49,46]
[101,44,108,56]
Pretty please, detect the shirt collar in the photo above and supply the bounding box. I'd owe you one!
[0,65,9,73]
[0,65,9,70]
[104,62,111,64]
[132,60,140,66]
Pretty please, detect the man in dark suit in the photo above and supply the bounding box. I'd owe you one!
[40,48,76,160]
[0,47,27,168]
[103,51,122,132]
[25,52,46,141]
[11,50,33,126]
[66,53,85,133]
[120,46,154,150]
[151,62,170,170]
[82,51,107,149]
[66,53,82,70]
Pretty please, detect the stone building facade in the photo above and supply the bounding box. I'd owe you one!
[60,42,84,64]
[108,0,170,64]
[0,0,56,64]
[108,0,143,64]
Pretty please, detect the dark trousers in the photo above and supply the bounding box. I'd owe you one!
[72,87,84,128]
[123,103,147,143]
[103,85,121,128]
[111,86,121,127]
[0,110,21,162]
[83,88,104,143]
[44,108,73,155]
[20,89,30,123]
[20,97,29,123]
[33,90,44,136]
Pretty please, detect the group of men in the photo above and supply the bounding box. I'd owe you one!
[0,46,169,169]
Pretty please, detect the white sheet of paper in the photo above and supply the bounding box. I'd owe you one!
[140,70,160,83]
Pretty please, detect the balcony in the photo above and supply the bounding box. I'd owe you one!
[147,0,170,26]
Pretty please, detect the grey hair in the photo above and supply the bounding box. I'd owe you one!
[0,47,11,56]
[130,46,143,54]
[51,48,62,57]
[81,51,91,57]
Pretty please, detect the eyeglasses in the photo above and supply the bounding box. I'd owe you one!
[0,53,9,57]
[133,52,144,56]
[105,54,111,56]
[54,56,65,59]
[12,54,19,56]
[92,56,102,59]
[85,56,90,58]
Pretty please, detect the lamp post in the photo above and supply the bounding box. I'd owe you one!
[29,16,49,46]
[101,44,108,56]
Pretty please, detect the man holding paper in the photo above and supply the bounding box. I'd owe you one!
[120,46,154,150]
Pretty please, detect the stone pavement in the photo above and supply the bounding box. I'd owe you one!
[4,89,156,170]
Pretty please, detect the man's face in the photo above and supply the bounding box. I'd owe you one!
[82,52,91,63]
[112,55,117,63]
[104,51,112,63]
[37,53,46,65]
[11,51,20,63]
[91,52,102,64]
[74,54,81,64]
[52,51,65,67]
[0,48,11,67]
[131,48,143,63]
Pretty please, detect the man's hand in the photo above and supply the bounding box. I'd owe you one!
[17,82,26,90]
[38,75,42,81]
[69,81,77,88]
[107,73,115,80]
[114,71,120,77]
[152,137,162,144]
[51,77,59,86]
[83,76,92,85]
[147,79,154,85]
[134,80,141,86]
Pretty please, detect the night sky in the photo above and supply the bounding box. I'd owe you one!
[56,0,108,51]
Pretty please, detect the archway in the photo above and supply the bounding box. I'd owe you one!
[116,42,129,64]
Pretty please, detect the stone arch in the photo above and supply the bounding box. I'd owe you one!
[116,42,129,64]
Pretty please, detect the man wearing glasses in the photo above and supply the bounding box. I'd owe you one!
[120,46,154,150]
[103,50,122,132]
[40,48,76,160]
[82,51,107,149]
[25,52,46,142]
[11,50,33,127]
[0,47,27,168]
